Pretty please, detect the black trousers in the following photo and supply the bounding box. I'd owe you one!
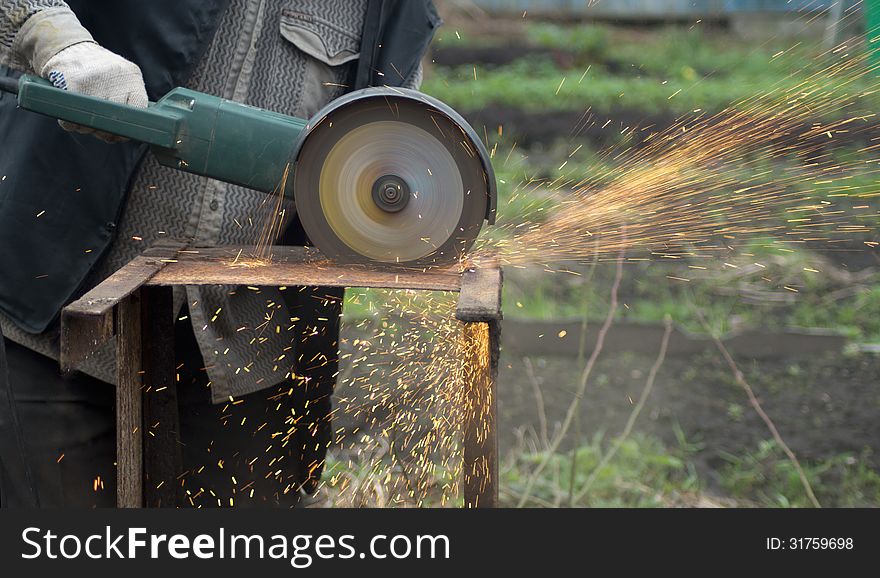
[0,320,305,508]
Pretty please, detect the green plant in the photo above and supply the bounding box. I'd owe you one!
[503,432,703,507]
[423,23,878,117]
[526,23,609,60]
[720,441,880,507]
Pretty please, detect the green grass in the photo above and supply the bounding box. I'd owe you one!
[317,430,880,507]
[526,22,610,60]
[425,58,767,115]
[480,137,880,341]
[503,431,703,507]
[609,27,801,79]
[342,289,456,323]
[425,59,879,117]
[501,250,880,342]
[424,24,878,116]
[788,284,880,341]
[719,440,880,507]
[502,433,880,507]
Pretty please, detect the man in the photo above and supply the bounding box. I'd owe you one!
[0,0,440,507]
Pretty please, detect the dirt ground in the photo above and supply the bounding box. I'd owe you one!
[335,320,880,490]
[497,343,880,484]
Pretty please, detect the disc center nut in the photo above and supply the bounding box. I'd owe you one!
[372,175,411,213]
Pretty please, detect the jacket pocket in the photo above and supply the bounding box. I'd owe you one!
[279,1,364,67]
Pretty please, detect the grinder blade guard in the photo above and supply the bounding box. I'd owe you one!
[292,87,496,267]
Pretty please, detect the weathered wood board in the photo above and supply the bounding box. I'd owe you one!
[61,243,503,509]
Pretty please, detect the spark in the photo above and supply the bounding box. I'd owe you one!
[474,48,880,269]
[178,35,880,509]
[555,77,566,95]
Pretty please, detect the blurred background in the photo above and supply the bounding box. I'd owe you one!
[325,0,880,508]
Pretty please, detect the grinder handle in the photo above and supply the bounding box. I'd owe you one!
[7,74,308,196]
[12,74,181,148]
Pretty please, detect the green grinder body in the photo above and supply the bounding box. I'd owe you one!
[15,74,305,196]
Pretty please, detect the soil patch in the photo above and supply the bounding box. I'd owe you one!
[334,320,880,491]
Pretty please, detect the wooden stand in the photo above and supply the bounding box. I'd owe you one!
[60,243,502,508]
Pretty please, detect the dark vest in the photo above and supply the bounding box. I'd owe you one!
[0,0,439,334]
[0,0,230,333]
[355,0,441,90]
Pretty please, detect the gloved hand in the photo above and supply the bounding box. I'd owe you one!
[13,6,148,142]
[42,42,149,142]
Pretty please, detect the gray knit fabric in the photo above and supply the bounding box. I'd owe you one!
[0,0,67,69]
[0,0,397,402]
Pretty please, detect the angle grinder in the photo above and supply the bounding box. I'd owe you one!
[0,75,496,267]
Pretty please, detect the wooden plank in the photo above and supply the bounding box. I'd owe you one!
[60,241,187,371]
[140,286,181,508]
[460,257,502,507]
[60,313,113,373]
[148,246,463,291]
[63,242,506,509]
[462,320,501,508]
[65,241,188,317]
[116,293,143,508]
[456,260,503,322]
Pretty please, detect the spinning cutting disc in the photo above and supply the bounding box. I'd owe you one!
[293,89,491,267]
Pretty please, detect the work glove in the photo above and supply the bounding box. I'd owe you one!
[13,6,148,142]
